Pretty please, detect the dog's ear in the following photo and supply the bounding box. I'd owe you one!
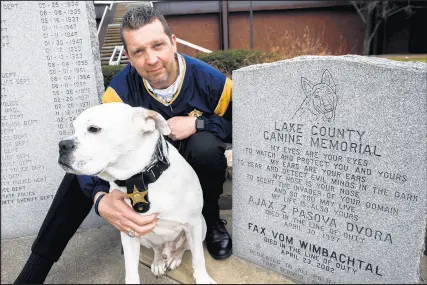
[321,69,336,93]
[146,110,171,136]
[132,108,171,135]
[132,108,155,133]
[301,77,314,97]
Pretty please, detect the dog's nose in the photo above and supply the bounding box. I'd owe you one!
[59,139,75,154]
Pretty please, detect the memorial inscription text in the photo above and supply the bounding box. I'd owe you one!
[1,1,96,207]
[238,121,417,282]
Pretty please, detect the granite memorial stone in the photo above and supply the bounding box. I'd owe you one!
[232,55,427,283]
[1,1,107,239]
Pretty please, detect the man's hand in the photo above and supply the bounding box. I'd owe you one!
[94,191,158,237]
[167,116,197,141]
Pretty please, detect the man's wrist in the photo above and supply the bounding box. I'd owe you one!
[93,191,108,204]
[94,192,108,217]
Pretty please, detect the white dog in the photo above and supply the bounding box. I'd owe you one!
[58,102,216,284]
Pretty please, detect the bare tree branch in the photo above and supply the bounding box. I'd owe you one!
[409,5,427,9]
[368,1,380,12]
[350,0,415,55]
[350,1,366,23]
[386,6,412,18]
[367,19,383,45]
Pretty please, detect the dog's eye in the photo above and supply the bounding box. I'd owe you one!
[87,126,101,133]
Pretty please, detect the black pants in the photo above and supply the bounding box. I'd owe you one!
[14,131,226,284]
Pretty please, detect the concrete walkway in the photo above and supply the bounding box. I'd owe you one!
[3,211,426,284]
[1,225,177,284]
[1,210,293,284]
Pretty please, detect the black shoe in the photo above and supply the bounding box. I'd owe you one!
[206,219,232,260]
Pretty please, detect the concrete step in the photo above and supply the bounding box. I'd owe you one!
[100,57,123,61]
[138,210,296,284]
[102,43,122,47]
[102,43,121,46]
[100,56,129,61]
[101,60,130,66]
[102,45,121,49]
[100,51,127,55]
[104,41,124,45]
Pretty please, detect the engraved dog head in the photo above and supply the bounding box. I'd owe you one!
[293,69,337,122]
[58,102,170,179]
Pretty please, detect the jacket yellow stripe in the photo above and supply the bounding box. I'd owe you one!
[101,87,123,104]
[214,77,232,116]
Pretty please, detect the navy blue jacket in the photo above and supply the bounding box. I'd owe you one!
[78,53,232,200]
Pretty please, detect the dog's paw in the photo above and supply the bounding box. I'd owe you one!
[194,272,217,284]
[151,260,167,277]
[166,254,183,271]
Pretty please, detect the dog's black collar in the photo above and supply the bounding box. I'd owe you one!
[114,135,170,213]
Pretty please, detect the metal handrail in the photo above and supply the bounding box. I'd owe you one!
[96,2,116,50]
[176,38,212,53]
[109,45,123,65]
[97,5,110,37]
[116,45,125,64]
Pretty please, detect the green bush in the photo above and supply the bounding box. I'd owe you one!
[102,64,127,89]
[195,49,280,78]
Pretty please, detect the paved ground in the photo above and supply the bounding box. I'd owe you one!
[2,216,426,284]
[1,225,178,284]
[1,210,292,284]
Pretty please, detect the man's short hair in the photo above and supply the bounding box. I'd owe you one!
[120,6,173,51]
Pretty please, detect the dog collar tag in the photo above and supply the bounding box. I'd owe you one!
[126,184,150,213]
